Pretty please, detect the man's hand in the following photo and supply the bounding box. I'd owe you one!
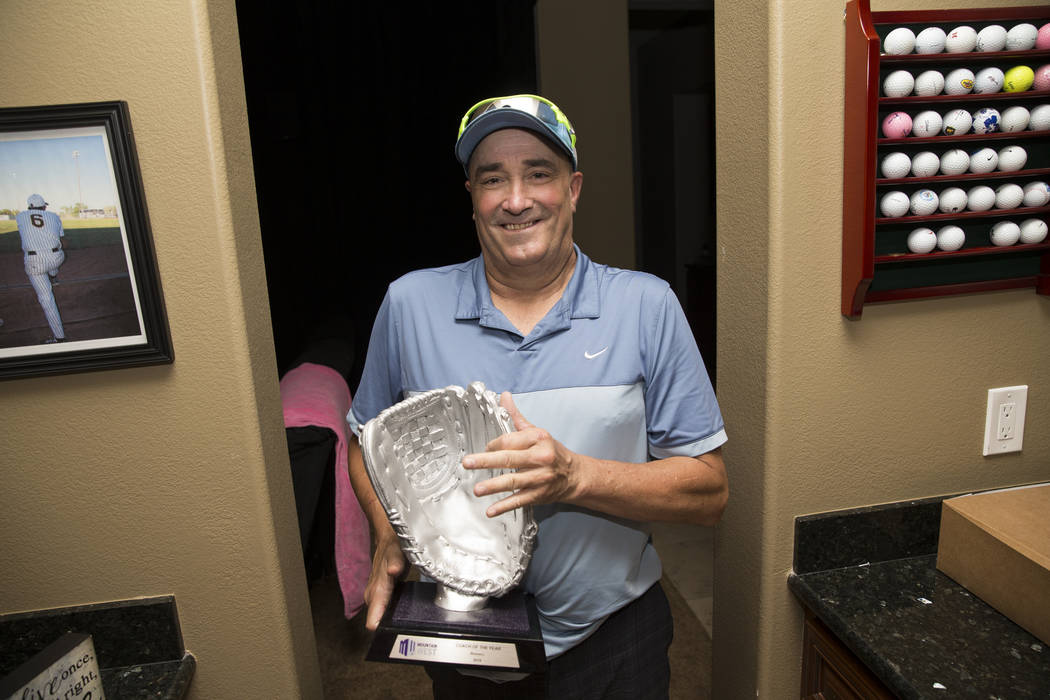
[462,392,584,518]
[363,535,407,631]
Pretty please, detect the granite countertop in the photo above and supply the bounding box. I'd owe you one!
[789,496,1050,699]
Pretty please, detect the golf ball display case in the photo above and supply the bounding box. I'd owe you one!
[843,0,1050,318]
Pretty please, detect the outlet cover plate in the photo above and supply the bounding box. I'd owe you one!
[983,385,1028,456]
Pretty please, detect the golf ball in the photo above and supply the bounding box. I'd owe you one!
[911,110,943,137]
[1039,23,1050,50]
[915,27,947,54]
[1023,181,1050,207]
[940,149,971,175]
[971,108,1001,134]
[911,151,941,177]
[997,146,1028,171]
[910,189,940,215]
[883,70,915,97]
[1029,104,1050,130]
[881,152,912,179]
[942,108,972,135]
[945,26,978,53]
[968,147,999,174]
[967,185,997,211]
[1001,105,1031,132]
[880,191,911,218]
[939,187,969,213]
[1006,23,1038,51]
[913,70,945,96]
[972,67,1004,94]
[976,24,1008,52]
[1034,65,1050,91]
[907,227,938,254]
[995,183,1025,209]
[1019,218,1049,244]
[990,221,1021,246]
[944,68,975,95]
[936,225,966,251]
[882,111,913,138]
[884,27,916,55]
[1003,65,1034,93]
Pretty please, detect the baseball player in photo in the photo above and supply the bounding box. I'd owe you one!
[16,193,67,343]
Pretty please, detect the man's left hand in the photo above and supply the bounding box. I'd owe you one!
[462,392,583,518]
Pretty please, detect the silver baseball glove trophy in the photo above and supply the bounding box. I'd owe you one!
[360,381,538,612]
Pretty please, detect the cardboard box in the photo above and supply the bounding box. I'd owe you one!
[936,483,1050,646]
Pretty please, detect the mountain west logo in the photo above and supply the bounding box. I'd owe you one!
[398,638,416,656]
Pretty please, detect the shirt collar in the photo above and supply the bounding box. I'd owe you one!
[455,244,601,332]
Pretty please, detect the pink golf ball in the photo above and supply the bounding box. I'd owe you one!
[1038,23,1050,49]
[1035,65,1050,92]
[882,111,912,138]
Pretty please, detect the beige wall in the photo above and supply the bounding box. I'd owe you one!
[713,0,1050,697]
[0,1,320,697]
[536,0,636,269]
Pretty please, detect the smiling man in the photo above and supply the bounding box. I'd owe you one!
[347,95,728,699]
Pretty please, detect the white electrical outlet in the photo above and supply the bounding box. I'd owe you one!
[983,385,1028,456]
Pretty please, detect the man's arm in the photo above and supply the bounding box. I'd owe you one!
[464,392,728,526]
[347,435,407,630]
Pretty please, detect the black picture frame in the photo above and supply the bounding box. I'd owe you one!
[0,101,172,379]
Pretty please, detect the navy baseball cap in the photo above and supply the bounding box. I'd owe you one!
[455,94,577,173]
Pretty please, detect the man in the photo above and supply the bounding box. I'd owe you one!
[15,193,67,343]
[347,95,727,699]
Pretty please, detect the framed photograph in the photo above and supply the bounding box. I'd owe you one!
[0,101,172,379]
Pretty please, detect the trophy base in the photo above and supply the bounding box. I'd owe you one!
[365,581,545,673]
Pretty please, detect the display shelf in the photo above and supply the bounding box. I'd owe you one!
[842,0,1050,318]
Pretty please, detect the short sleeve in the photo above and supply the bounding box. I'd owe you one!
[348,289,403,435]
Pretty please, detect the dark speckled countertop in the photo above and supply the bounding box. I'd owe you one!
[789,495,1050,699]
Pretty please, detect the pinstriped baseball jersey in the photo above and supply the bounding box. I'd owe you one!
[16,209,64,252]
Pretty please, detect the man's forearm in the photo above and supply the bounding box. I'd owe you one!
[347,435,397,541]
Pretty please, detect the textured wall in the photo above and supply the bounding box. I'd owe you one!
[713,0,1050,696]
[0,1,321,697]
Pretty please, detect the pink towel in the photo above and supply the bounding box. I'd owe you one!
[280,362,369,619]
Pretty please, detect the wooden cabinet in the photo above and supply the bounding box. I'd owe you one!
[800,610,895,699]
[842,1,1050,318]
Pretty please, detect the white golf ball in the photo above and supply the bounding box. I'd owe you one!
[968,147,999,174]
[916,27,947,54]
[910,189,940,215]
[911,151,941,177]
[911,110,943,137]
[1029,104,1050,131]
[997,146,1028,172]
[976,24,1008,52]
[907,227,938,254]
[971,108,1001,134]
[913,70,945,96]
[945,26,978,53]
[936,225,966,251]
[880,191,911,218]
[967,185,997,211]
[944,68,975,95]
[1007,23,1038,51]
[940,149,971,175]
[939,187,969,213]
[884,27,916,55]
[995,183,1025,209]
[880,152,912,179]
[972,67,1004,94]
[1023,181,1050,207]
[1001,105,1031,132]
[1019,218,1049,244]
[942,109,972,135]
[883,70,915,97]
[990,220,1021,246]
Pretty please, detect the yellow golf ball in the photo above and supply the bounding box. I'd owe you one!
[1003,65,1035,92]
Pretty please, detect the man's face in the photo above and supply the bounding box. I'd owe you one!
[466,128,582,276]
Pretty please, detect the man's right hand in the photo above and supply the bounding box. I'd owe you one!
[364,535,407,631]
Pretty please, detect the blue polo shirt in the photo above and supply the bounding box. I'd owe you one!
[350,246,726,658]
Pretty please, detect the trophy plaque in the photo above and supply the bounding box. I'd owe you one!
[359,382,544,671]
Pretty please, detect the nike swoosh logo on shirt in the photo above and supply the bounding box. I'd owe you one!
[584,347,608,360]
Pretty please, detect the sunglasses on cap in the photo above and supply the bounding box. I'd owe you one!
[455,94,577,171]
